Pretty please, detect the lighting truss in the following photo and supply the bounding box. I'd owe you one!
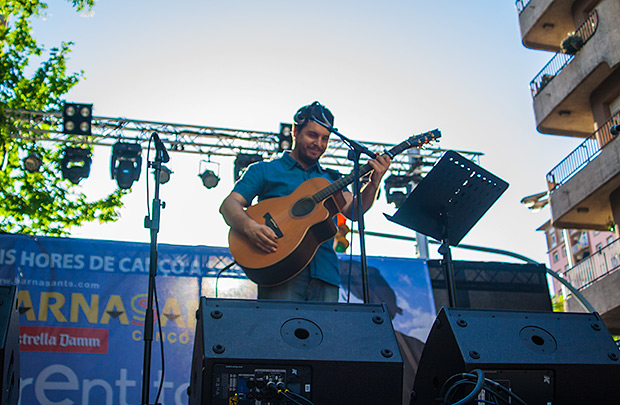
[7,109,483,177]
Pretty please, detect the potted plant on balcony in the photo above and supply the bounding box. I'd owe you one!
[561,32,584,55]
[540,74,555,89]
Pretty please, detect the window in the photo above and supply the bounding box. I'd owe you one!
[596,243,603,251]
[549,230,557,248]
[553,251,559,263]
[610,93,620,117]
[607,236,615,245]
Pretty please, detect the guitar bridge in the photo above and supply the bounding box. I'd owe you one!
[263,213,283,238]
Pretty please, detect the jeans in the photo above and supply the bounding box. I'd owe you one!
[257,266,339,302]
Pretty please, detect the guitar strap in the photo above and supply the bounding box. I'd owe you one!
[324,167,343,182]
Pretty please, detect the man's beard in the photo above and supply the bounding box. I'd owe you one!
[298,149,320,166]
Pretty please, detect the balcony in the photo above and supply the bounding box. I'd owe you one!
[529,10,598,98]
[518,0,580,52]
[515,0,531,14]
[547,111,620,191]
[564,237,620,289]
[530,1,620,136]
[564,237,620,333]
[571,232,589,256]
[547,113,620,230]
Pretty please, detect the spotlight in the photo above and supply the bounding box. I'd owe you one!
[200,170,219,188]
[405,148,428,173]
[63,103,93,136]
[278,123,293,152]
[384,174,422,208]
[409,157,423,171]
[110,142,142,189]
[199,160,220,189]
[159,165,172,185]
[234,153,263,181]
[24,150,42,173]
[61,146,92,184]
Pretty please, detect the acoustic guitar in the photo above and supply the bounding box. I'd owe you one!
[228,129,441,286]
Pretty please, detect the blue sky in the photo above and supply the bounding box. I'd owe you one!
[29,1,584,265]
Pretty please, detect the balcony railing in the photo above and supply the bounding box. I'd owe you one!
[546,111,620,190]
[564,237,620,290]
[530,10,599,97]
[516,0,531,14]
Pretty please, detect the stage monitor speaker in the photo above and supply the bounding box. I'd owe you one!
[188,297,403,405]
[411,307,620,404]
[0,286,19,405]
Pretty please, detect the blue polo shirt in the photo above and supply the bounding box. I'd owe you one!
[232,152,343,287]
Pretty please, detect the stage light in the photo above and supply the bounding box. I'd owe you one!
[409,157,423,171]
[159,165,172,185]
[234,154,263,181]
[23,150,42,173]
[384,174,421,208]
[63,103,93,136]
[198,160,220,189]
[278,123,293,152]
[405,149,424,172]
[110,142,142,189]
[200,170,219,188]
[61,146,92,184]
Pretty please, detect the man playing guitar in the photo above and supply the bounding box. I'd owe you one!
[219,101,391,302]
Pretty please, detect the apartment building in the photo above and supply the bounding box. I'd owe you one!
[537,221,616,296]
[517,0,620,332]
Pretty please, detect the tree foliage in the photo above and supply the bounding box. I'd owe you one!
[0,0,127,236]
[552,293,565,312]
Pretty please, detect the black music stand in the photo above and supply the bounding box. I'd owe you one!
[385,151,508,307]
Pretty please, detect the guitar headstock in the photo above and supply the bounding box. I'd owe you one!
[407,129,441,148]
[384,129,442,159]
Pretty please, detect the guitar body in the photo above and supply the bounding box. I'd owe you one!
[229,177,347,287]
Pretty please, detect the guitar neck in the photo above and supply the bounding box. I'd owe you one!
[312,162,374,203]
[311,129,440,203]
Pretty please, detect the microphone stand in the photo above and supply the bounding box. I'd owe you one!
[141,132,169,405]
[312,118,375,303]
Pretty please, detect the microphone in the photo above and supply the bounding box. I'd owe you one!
[611,125,620,136]
[152,132,170,163]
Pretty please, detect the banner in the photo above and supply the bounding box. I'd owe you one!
[0,234,434,405]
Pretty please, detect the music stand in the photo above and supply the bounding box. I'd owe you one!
[385,150,508,307]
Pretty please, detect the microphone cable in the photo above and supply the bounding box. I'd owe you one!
[215,260,237,298]
[153,278,165,405]
[266,381,315,405]
[438,369,528,405]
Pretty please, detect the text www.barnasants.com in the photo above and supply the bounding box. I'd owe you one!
[0,277,101,290]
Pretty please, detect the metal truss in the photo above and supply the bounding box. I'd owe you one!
[427,261,548,292]
[8,109,483,176]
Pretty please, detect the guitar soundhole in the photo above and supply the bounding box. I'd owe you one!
[291,198,316,217]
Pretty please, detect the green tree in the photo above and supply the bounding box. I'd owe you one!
[0,0,127,236]
[552,293,565,312]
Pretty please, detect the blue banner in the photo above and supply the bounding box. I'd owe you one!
[0,234,434,405]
